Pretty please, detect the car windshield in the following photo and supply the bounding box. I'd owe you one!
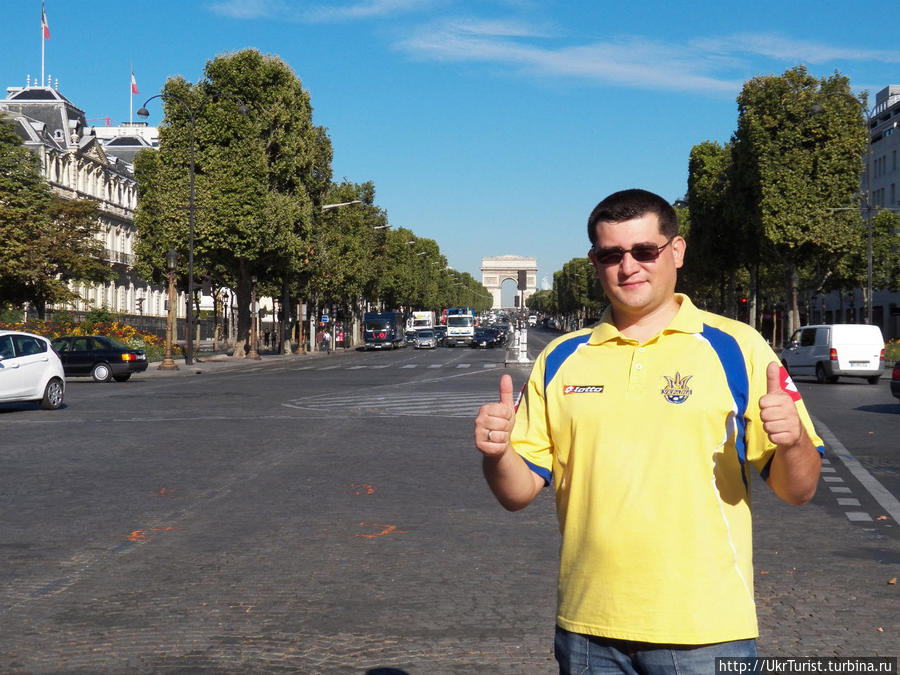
[365,320,391,331]
[417,330,434,338]
[447,316,473,327]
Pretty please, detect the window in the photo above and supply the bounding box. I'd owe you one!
[0,336,14,359]
[800,328,816,347]
[12,335,46,356]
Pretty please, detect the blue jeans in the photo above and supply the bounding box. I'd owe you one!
[554,625,757,674]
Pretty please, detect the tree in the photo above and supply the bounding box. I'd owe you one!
[0,118,112,316]
[134,49,332,352]
[730,66,867,338]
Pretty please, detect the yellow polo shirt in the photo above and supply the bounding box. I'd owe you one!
[512,295,824,644]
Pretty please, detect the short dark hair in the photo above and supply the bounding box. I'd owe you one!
[587,189,678,245]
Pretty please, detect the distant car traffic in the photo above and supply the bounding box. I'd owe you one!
[433,325,447,346]
[0,330,65,409]
[471,326,500,348]
[414,329,437,349]
[51,335,149,382]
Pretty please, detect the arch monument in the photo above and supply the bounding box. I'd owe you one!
[481,255,538,310]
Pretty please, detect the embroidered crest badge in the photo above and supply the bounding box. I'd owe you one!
[661,372,693,404]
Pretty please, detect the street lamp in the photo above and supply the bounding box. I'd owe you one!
[321,200,362,211]
[137,91,249,365]
[158,247,179,370]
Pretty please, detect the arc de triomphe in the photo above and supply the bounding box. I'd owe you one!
[481,255,538,310]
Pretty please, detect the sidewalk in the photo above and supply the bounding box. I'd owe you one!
[137,344,350,378]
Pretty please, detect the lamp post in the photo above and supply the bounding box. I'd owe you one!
[158,248,179,370]
[248,274,261,360]
[137,91,249,365]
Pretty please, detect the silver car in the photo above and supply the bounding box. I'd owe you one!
[414,329,437,349]
[0,330,66,409]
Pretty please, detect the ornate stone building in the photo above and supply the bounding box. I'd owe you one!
[0,80,175,322]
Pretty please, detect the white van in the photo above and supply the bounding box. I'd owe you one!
[781,324,885,384]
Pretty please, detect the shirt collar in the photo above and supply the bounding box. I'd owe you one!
[588,294,704,345]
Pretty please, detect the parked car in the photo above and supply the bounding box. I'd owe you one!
[51,335,149,382]
[414,329,437,349]
[781,324,885,384]
[433,325,447,346]
[891,362,900,401]
[0,330,65,409]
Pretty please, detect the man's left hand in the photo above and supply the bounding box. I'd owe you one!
[759,361,803,447]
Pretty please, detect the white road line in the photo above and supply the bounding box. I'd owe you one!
[400,365,417,369]
[823,476,844,483]
[815,418,900,525]
[427,364,442,369]
[829,486,852,494]
[837,498,861,506]
[820,466,837,473]
[456,364,471,369]
[846,512,873,522]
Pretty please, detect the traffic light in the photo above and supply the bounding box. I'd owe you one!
[517,270,527,291]
[201,276,212,295]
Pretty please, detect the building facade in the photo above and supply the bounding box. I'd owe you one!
[0,80,177,324]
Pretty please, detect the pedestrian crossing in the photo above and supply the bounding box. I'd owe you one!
[289,362,500,372]
[283,390,493,417]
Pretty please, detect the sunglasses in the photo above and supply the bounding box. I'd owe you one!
[591,239,673,265]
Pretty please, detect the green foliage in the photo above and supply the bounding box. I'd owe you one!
[134,49,333,345]
[82,306,120,326]
[0,117,114,315]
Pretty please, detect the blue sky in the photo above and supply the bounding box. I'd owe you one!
[4,1,899,299]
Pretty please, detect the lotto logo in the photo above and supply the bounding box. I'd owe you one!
[563,385,604,395]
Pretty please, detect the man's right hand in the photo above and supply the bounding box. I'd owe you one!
[474,374,516,458]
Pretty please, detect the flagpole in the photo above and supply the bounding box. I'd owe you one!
[41,10,45,85]
[130,65,133,124]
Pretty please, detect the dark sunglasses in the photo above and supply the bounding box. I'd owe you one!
[591,239,673,265]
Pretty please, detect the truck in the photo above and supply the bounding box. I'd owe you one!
[445,307,475,347]
[362,311,405,350]
[410,310,436,330]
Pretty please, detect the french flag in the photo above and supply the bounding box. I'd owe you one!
[41,1,50,40]
[131,71,139,95]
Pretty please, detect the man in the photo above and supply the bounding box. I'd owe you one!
[474,189,823,674]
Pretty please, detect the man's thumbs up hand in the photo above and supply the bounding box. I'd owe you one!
[475,374,517,457]
[759,362,802,447]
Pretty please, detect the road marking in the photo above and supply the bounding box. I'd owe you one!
[814,418,900,526]
[400,365,417,369]
[837,498,861,506]
[829,486,852,494]
[823,476,844,483]
[455,364,471,369]
[846,512,873,522]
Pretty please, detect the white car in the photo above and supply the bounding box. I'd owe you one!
[781,324,885,384]
[0,330,66,409]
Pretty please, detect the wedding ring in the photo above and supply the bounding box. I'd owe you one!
[487,430,493,442]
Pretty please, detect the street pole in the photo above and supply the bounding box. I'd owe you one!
[248,275,260,359]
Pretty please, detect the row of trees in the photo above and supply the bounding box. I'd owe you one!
[529,66,899,340]
[133,49,491,350]
[1,48,491,347]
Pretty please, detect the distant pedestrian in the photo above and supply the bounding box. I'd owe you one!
[323,330,331,354]
[264,328,270,347]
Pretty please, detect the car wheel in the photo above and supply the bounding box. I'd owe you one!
[815,363,828,384]
[40,378,64,410]
[867,375,881,384]
[113,373,132,382]
[91,362,112,382]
